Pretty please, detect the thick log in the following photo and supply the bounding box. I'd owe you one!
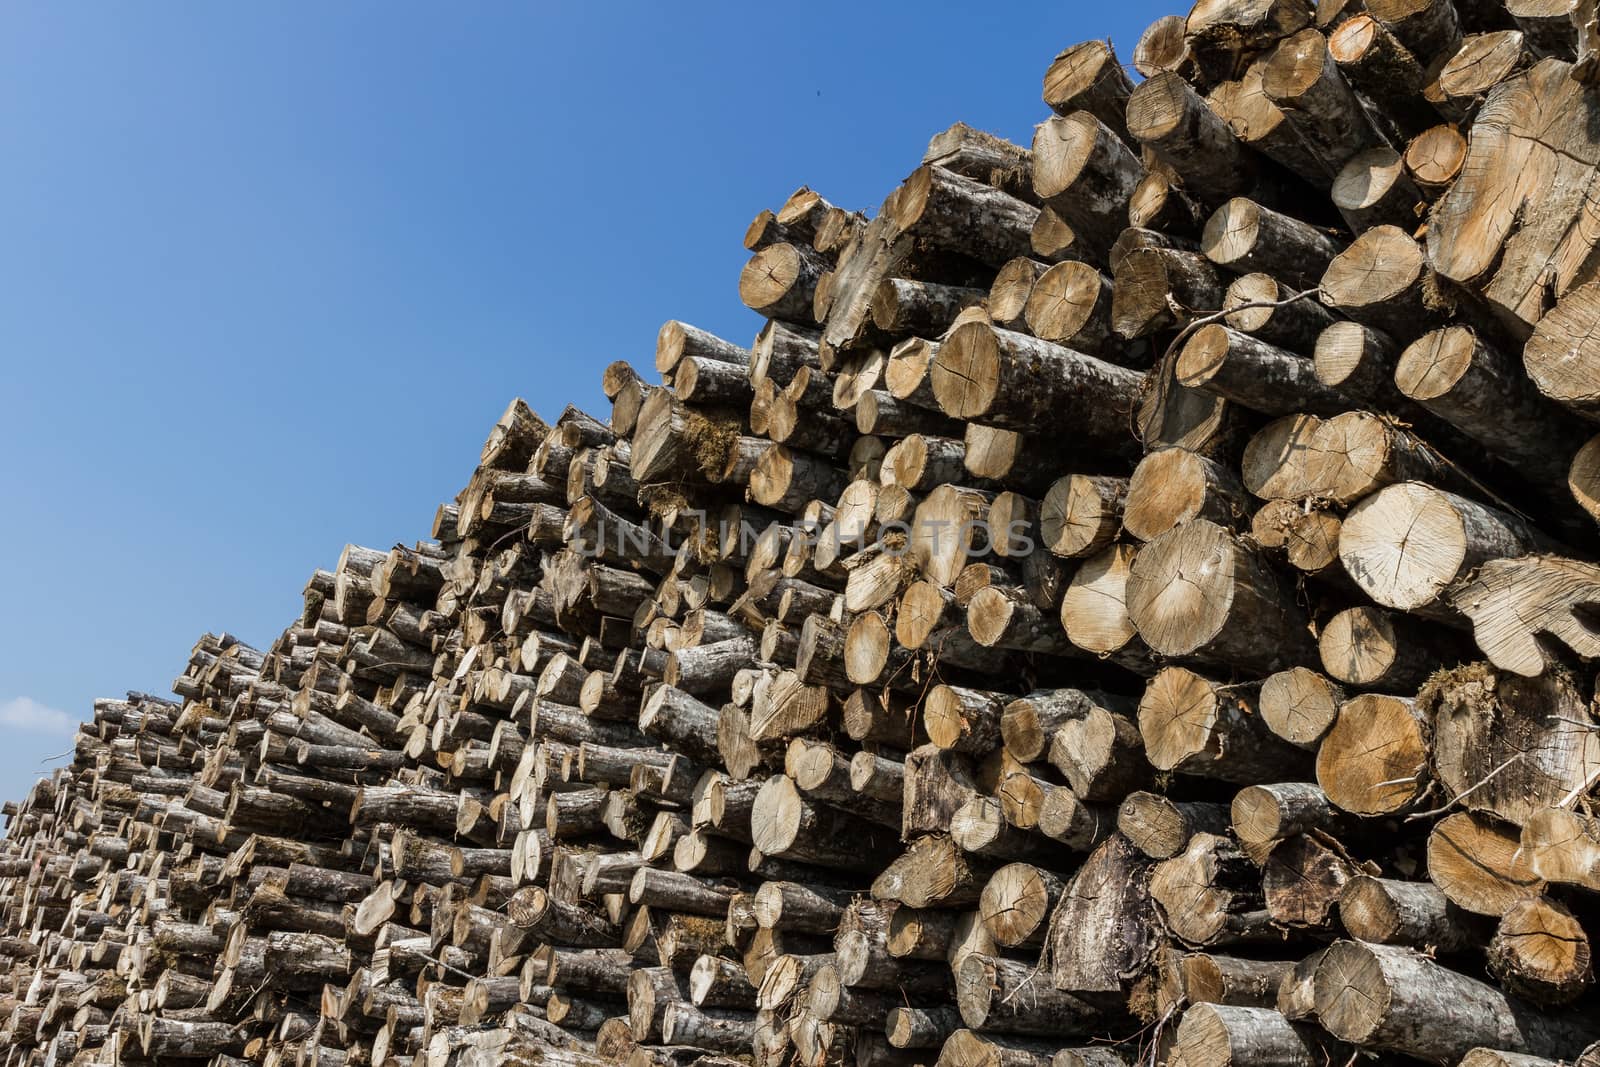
[1177,325,1353,417]
[1264,28,1391,178]
[1048,833,1156,994]
[1112,246,1227,339]
[1488,895,1593,1004]
[1151,833,1276,947]
[1340,481,1546,616]
[1429,811,1546,917]
[1317,692,1430,815]
[1031,112,1144,259]
[1314,939,1600,1062]
[1124,447,1250,542]
[1396,325,1588,484]
[1339,874,1489,952]
[1127,519,1316,673]
[1118,791,1232,860]
[1043,40,1136,138]
[1127,72,1257,204]
[957,953,1124,1037]
[930,320,1142,449]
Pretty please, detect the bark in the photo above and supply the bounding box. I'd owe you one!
[1048,834,1156,993]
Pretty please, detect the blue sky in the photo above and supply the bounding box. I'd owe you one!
[0,2,1176,799]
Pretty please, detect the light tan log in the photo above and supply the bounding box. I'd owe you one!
[1428,811,1546,917]
[1314,939,1600,1062]
[1316,693,1430,815]
[1127,518,1316,673]
[1339,481,1546,616]
[1127,71,1257,204]
[1139,668,1311,783]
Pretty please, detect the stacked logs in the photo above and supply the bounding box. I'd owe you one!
[13,1,1600,1065]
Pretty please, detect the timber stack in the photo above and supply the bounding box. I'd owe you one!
[13,1,1600,1064]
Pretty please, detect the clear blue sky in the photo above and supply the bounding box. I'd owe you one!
[0,2,1176,799]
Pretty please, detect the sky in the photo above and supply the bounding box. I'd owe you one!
[0,1,1178,801]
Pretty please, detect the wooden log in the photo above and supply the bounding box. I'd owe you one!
[872,278,985,337]
[1366,0,1464,60]
[1263,27,1391,178]
[1118,791,1232,860]
[1452,555,1600,677]
[930,319,1142,449]
[1040,475,1128,558]
[1489,895,1593,1004]
[1521,807,1600,892]
[1048,833,1156,993]
[1329,15,1447,138]
[1429,811,1546,917]
[1150,833,1276,946]
[1313,939,1600,1062]
[1177,325,1353,417]
[1023,260,1124,361]
[1396,325,1588,484]
[956,954,1123,1037]
[1127,519,1316,673]
[1139,669,1311,784]
[1404,121,1470,196]
[1339,873,1489,952]
[1042,40,1136,139]
[1318,605,1455,690]
[893,165,1039,267]
[1112,246,1227,339]
[872,834,989,909]
[1174,1003,1344,1067]
[1339,481,1546,616]
[1127,72,1258,205]
[1320,224,1443,338]
[1317,693,1430,815]
[750,775,891,870]
[1202,198,1343,289]
[740,243,827,322]
[1331,146,1425,231]
[1419,661,1600,827]
[1124,447,1250,542]
[1031,112,1144,257]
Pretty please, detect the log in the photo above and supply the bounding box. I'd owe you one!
[1127,72,1258,204]
[1396,325,1588,484]
[1042,40,1136,139]
[956,954,1124,1037]
[1048,833,1156,993]
[1488,895,1593,1003]
[930,320,1142,450]
[1429,811,1546,917]
[1340,481,1546,616]
[1314,939,1600,1062]
[1124,447,1250,542]
[1031,112,1145,256]
[1127,519,1317,673]
[1320,224,1443,338]
[1118,791,1232,860]
[1316,693,1431,815]
[1174,1003,1344,1067]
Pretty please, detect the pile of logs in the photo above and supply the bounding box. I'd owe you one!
[16,0,1600,1064]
